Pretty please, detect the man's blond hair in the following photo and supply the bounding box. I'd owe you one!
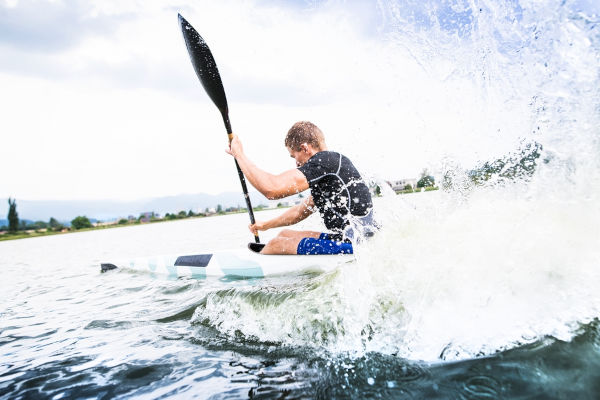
[284,121,325,151]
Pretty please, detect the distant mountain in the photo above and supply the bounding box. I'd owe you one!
[0,191,280,222]
[0,218,36,227]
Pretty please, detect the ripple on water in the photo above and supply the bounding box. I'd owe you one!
[84,320,148,330]
[461,374,502,398]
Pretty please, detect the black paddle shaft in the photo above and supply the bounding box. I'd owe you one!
[178,14,260,243]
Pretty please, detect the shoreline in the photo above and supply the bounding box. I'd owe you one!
[0,208,269,242]
[0,188,439,242]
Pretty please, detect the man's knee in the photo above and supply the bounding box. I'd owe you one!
[263,233,300,255]
[277,229,296,239]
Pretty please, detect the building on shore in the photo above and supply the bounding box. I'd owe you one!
[387,179,418,191]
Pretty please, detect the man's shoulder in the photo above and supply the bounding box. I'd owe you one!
[298,151,340,181]
[308,151,342,164]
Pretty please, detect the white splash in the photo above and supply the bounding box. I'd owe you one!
[192,0,600,362]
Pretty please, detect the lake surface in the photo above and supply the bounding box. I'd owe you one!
[2,192,600,399]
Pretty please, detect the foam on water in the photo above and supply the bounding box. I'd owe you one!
[192,0,600,361]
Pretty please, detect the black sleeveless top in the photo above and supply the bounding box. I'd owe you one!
[298,151,373,233]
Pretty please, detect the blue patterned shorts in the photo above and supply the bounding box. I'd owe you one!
[296,233,353,255]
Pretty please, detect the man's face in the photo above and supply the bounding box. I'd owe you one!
[287,144,312,167]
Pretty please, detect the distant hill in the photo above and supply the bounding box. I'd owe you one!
[0,191,284,222]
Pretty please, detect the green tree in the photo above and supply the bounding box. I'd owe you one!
[7,198,18,233]
[71,216,92,230]
[165,213,177,220]
[49,217,64,231]
[417,176,435,188]
[468,142,543,185]
[417,170,435,188]
[216,204,223,214]
[31,221,48,230]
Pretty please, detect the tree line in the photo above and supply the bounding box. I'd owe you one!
[1,198,75,233]
[1,199,272,235]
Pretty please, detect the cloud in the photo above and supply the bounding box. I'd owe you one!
[0,0,389,106]
[0,0,127,52]
[0,0,197,98]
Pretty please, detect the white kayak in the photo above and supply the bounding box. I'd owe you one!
[100,243,354,278]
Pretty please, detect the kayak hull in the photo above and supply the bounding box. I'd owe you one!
[101,248,354,278]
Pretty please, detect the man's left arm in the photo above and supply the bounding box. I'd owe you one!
[249,196,315,235]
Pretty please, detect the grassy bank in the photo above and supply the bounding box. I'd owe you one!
[0,207,274,242]
[395,186,439,195]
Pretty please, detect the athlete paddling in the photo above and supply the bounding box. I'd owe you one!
[226,121,377,255]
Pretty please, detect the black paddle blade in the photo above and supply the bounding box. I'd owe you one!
[248,242,266,253]
[178,14,230,129]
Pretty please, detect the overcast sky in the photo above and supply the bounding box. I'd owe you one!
[1,0,598,202]
[0,0,394,202]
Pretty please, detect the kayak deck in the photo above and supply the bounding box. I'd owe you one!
[101,247,354,278]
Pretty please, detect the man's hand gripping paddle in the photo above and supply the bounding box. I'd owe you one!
[178,14,260,244]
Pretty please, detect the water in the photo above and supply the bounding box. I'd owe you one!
[3,0,600,398]
[1,195,599,399]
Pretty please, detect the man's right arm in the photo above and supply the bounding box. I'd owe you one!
[226,135,309,200]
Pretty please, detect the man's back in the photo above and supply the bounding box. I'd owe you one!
[298,151,373,233]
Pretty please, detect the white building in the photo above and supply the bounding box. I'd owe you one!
[387,179,418,191]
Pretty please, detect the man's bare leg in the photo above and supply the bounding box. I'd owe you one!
[261,229,321,254]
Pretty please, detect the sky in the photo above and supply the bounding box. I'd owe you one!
[1,0,598,203]
[0,0,402,202]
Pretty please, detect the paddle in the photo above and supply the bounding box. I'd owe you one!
[178,14,260,244]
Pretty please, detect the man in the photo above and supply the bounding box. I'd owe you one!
[226,121,377,255]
